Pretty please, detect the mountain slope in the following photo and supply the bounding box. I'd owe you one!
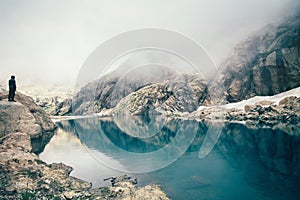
[215,15,300,103]
[113,73,207,115]
[72,66,176,115]
[72,15,300,115]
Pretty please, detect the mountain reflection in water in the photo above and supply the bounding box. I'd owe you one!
[39,116,300,200]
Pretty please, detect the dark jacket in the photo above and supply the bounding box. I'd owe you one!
[9,79,16,90]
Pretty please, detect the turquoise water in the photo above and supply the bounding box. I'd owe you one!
[39,116,300,200]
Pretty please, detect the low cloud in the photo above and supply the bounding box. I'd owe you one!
[0,0,299,89]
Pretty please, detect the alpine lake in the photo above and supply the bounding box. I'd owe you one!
[39,115,300,200]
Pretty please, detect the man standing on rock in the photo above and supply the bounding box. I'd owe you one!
[8,75,16,102]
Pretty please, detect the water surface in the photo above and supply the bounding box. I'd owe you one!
[39,116,300,200]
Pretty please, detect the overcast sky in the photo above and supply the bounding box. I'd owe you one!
[0,0,299,89]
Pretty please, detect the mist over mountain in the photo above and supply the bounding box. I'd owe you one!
[72,65,177,115]
[71,14,300,116]
[1,0,299,91]
[209,14,300,103]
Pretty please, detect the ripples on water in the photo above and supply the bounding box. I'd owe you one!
[39,116,300,200]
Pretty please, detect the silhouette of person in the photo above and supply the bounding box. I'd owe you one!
[8,75,16,102]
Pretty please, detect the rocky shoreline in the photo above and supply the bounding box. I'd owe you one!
[181,95,300,135]
[89,94,300,135]
[0,132,169,200]
[0,92,169,200]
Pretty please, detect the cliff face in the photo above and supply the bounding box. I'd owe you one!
[218,15,300,102]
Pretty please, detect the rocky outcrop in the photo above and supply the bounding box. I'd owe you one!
[50,98,72,116]
[190,96,300,135]
[113,73,207,115]
[0,132,169,200]
[101,181,168,200]
[231,98,300,131]
[0,92,56,138]
[35,96,72,116]
[72,66,176,115]
[208,15,300,103]
[0,132,91,199]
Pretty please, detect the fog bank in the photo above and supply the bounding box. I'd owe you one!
[0,0,299,90]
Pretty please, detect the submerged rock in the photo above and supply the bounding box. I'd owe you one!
[104,175,137,186]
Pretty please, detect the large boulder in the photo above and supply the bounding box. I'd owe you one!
[0,92,56,138]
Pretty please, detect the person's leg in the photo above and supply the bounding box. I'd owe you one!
[11,90,16,101]
[8,89,12,101]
